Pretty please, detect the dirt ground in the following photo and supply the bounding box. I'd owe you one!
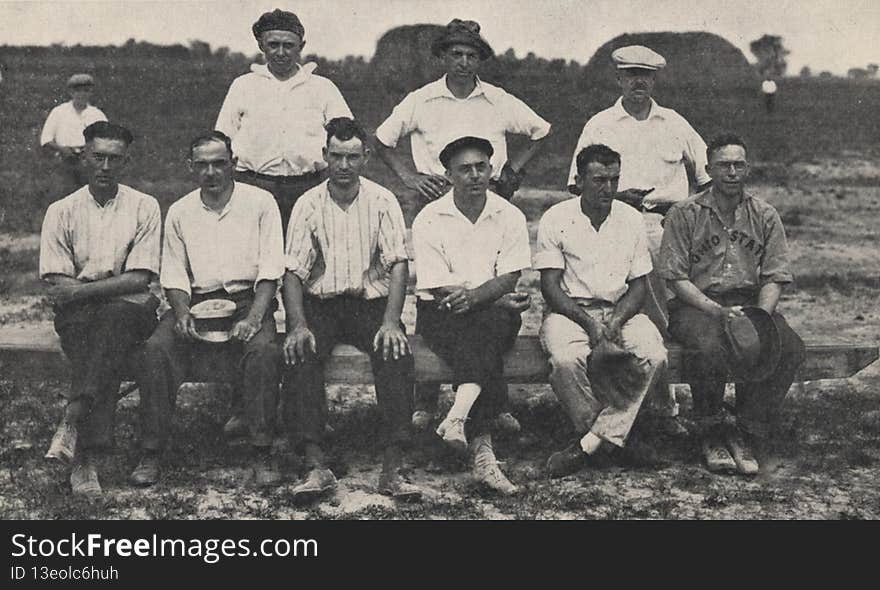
[1,168,878,520]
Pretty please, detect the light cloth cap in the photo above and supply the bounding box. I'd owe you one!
[190,299,237,344]
[611,46,666,70]
[67,73,95,87]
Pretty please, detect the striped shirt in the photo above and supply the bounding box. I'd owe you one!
[411,191,532,300]
[39,184,161,304]
[285,178,408,299]
[161,182,285,296]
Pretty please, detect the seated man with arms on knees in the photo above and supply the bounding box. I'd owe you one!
[538,144,668,477]
[411,136,532,495]
[282,118,422,501]
[41,121,161,497]
[659,133,805,475]
[133,131,284,488]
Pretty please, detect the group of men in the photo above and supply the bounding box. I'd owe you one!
[39,9,804,501]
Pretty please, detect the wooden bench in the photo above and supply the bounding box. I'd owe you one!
[0,323,876,385]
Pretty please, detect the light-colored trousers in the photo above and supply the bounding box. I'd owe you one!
[540,306,667,447]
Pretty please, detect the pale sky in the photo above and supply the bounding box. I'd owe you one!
[1,0,878,75]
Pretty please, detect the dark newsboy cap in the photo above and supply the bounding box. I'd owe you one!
[439,136,494,169]
[431,19,493,60]
[252,9,305,41]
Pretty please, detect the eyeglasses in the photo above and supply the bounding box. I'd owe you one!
[710,161,748,172]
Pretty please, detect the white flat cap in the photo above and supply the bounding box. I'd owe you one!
[611,45,666,70]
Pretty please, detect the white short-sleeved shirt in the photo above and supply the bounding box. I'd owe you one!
[534,198,652,304]
[161,182,285,296]
[375,76,551,180]
[567,98,710,207]
[39,184,161,304]
[39,102,107,148]
[411,191,531,300]
[285,178,408,299]
[215,63,352,177]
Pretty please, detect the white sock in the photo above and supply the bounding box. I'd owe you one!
[580,432,603,455]
[446,383,482,422]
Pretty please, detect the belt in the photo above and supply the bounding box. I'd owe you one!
[235,168,324,185]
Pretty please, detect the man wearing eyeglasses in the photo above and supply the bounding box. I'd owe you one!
[659,133,805,475]
[566,45,712,438]
[40,121,161,498]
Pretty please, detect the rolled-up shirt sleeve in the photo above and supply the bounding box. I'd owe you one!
[658,206,693,281]
[322,80,353,122]
[682,121,711,186]
[256,197,285,286]
[375,93,417,149]
[759,208,794,285]
[40,107,59,146]
[532,212,565,270]
[377,199,409,271]
[159,211,193,295]
[504,93,551,140]
[285,199,317,282]
[39,203,75,278]
[496,210,532,276]
[123,198,161,276]
[215,79,243,139]
[628,218,653,280]
[412,215,452,291]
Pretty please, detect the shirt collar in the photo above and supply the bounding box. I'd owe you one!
[199,185,237,217]
[612,96,665,121]
[694,187,754,216]
[425,75,496,104]
[86,185,120,209]
[250,62,318,88]
[435,190,506,222]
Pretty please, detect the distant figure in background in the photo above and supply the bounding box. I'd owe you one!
[761,78,777,114]
[567,45,712,438]
[375,18,548,432]
[40,74,108,196]
[215,8,352,231]
[40,122,161,498]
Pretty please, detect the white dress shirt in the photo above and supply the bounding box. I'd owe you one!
[215,63,352,177]
[376,76,551,179]
[567,98,710,207]
[40,102,107,148]
[534,198,652,304]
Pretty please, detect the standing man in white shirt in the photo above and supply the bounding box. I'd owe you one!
[375,19,549,431]
[40,74,108,196]
[215,8,353,232]
[40,121,161,498]
[567,45,711,436]
[412,136,533,495]
[133,131,285,489]
[538,144,667,477]
[282,118,421,501]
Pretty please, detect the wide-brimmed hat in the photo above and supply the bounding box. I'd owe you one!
[722,306,782,382]
[190,299,237,344]
[431,19,493,60]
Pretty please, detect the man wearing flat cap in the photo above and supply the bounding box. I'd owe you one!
[659,133,805,475]
[40,121,160,497]
[375,18,549,431]
[411,136,533,496]
[40,73,108,196]
[567,45,712,437]
[216,8,352,232]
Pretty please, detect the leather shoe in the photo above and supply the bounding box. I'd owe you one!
[546,441,589,478]
[46,420,77,463]
[130,454,160,487]
[378,471,423,501]
[291,468,337,503]
[70,460,102,498]
[701,435,738,474]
